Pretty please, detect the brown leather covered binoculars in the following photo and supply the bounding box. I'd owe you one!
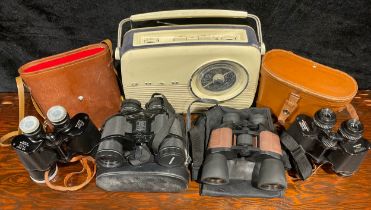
[201,113,286,192]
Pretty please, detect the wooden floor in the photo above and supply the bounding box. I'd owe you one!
[0,92,370,209]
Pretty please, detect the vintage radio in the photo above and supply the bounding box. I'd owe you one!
[115,10,265,113]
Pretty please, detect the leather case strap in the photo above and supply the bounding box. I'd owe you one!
[345,103,359,120]
[101,39,113,56]
[0,77,46,147]
[278,92,300,125]
[44,156,96,191]
[0,77,25,147]
[280,132,313,180]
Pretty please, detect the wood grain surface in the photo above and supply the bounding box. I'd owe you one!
[0,92,370,210]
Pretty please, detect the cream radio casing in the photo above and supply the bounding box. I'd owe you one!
[115,10,265,113]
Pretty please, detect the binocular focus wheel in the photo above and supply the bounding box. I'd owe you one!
[256,158,286,192]
[201,153,229,185]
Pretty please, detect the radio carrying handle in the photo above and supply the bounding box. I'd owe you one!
[115,9,265,60]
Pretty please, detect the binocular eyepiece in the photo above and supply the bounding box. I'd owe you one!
[313,108,337,130]
[339,118,364,142]
[313,108,364,142]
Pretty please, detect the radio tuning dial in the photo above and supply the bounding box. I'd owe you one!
[190,61,249,101]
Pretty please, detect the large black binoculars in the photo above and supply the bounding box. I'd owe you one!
[96,94,187,169]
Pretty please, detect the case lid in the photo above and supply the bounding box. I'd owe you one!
[262,50,358,101]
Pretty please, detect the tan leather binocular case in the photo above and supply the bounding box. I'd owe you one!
[257,49,358,128]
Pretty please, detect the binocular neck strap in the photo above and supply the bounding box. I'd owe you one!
[151,93,176,153]
[280,132,313,180]
[44,156,96,191]
[186,99,219,164]
[186,98,219,131]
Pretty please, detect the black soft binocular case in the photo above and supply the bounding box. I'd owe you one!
[95,94,189,192]
[189,105,287,197]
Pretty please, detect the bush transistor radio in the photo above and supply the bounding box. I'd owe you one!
[115,10,265,113]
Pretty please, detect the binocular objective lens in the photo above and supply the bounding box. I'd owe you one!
[259,183,285,191]
[96,140,124,168]
[29,164,58,184]
[201,153,229,185]
[203,177,227,185]
[257,158,286,191]
[158,137,186,167]
[97,155,122,168]
[19,116,40,134]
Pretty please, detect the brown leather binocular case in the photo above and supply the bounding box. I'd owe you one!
[18,40,122,128]
[19,40,121,127]
[0,40,122,191]
[257,49,358,128]
[1,40,122,148]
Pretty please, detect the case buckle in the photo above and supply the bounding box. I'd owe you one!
[278,92,300,125]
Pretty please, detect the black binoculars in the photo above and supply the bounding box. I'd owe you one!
[200,112,287,192]
[12,105,100,183]
[288,108,370,176]
[96,94,187,169]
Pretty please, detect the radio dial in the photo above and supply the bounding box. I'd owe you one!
[190,61,249,101]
